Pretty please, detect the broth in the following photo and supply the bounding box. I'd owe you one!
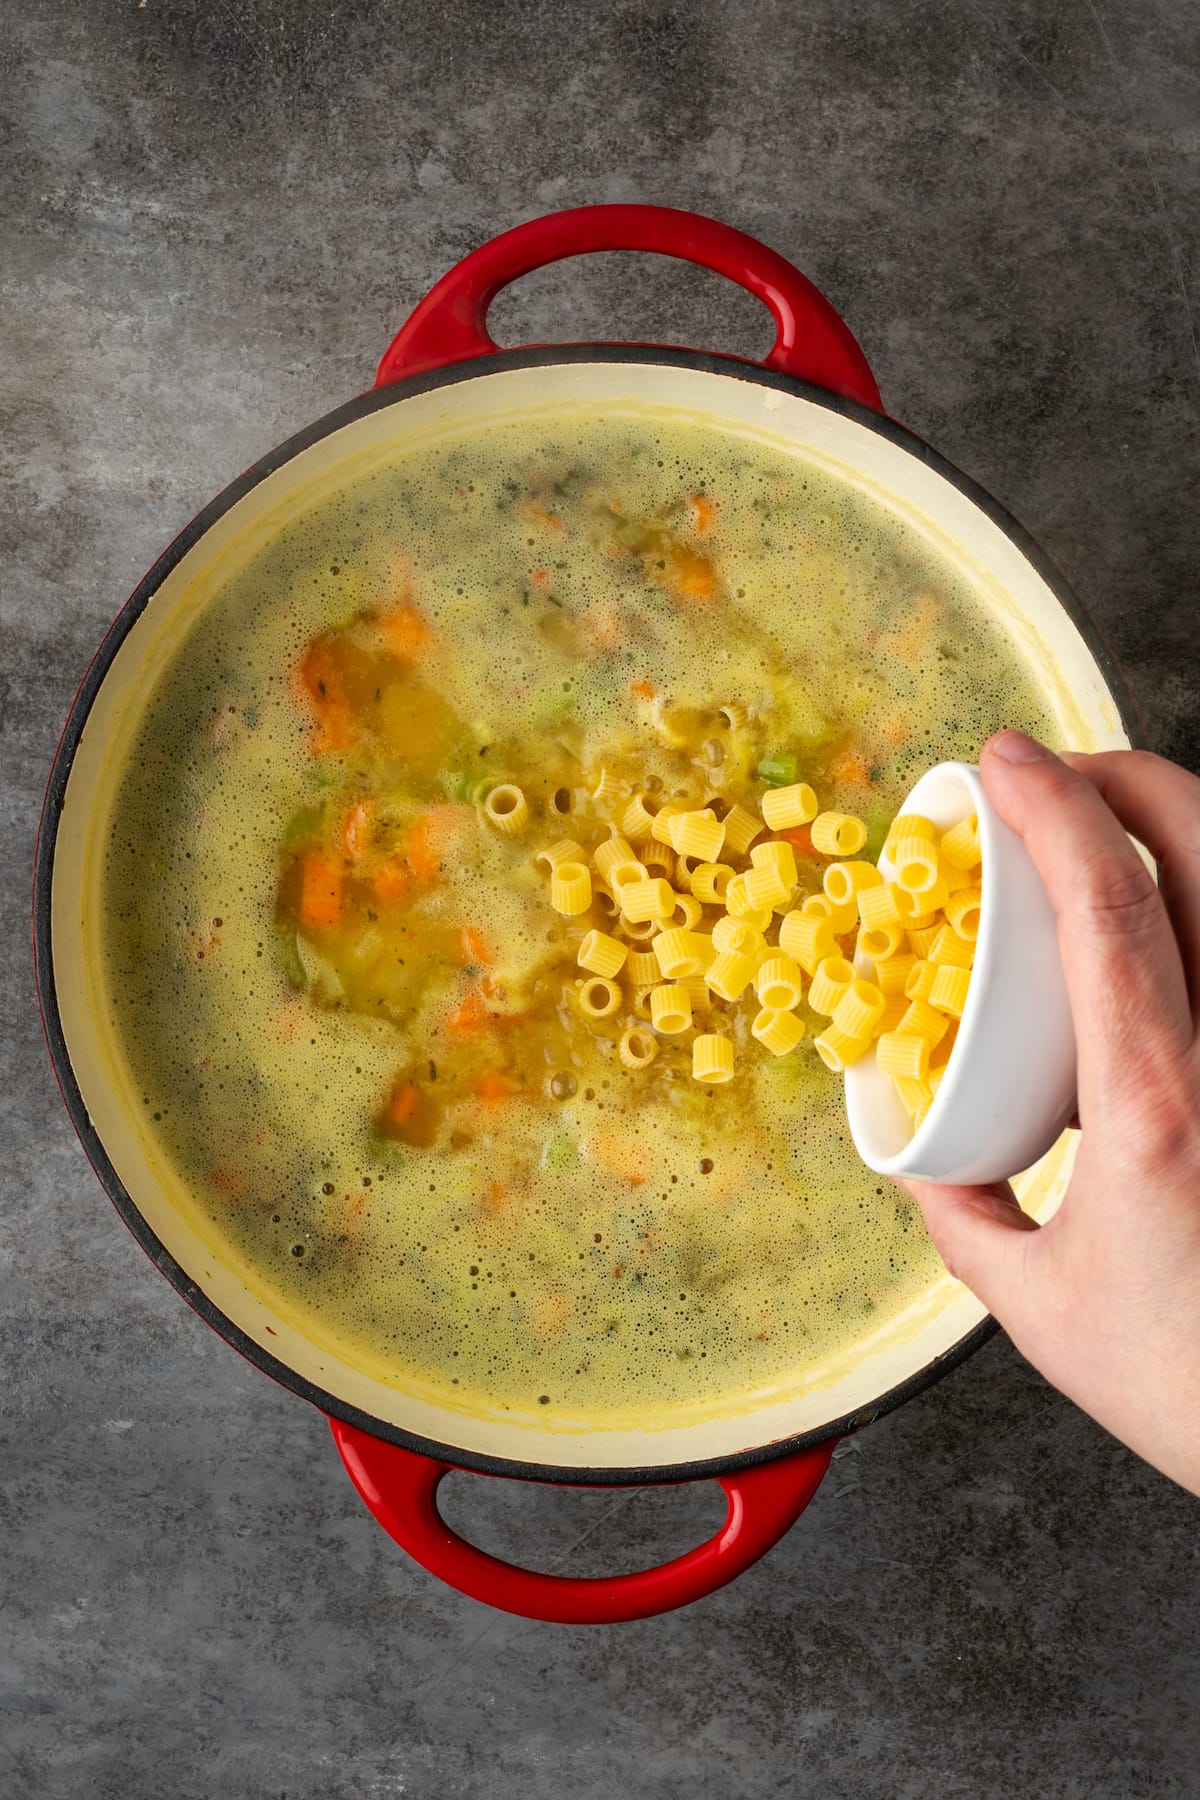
[98,409,1060,1421]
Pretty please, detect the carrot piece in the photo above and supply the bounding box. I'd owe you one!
[461,926,492,967]
[446,991,489,1034]
[405,804,474,885]
[386,1084,421,1128]
[531,567,550,589]
[298,851,343,930]
[381,604,432,662]
[689,494,716,533]
[340,797,375,862]
[483,1179,508,1214]
[777,825,814,857]
[372,859,411,907]
[478,1072,517,1104]
[673,554,715,602]
[630,679,656,700]
[296,640,357,753]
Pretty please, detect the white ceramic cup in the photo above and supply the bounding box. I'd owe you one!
[844,760,1077,1186]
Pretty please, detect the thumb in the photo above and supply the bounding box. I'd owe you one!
[900,1178,1040,1320]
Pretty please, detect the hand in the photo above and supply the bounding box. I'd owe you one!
[902,732,1200,1496]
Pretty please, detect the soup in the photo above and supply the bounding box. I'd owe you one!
[98,409,1059,1423]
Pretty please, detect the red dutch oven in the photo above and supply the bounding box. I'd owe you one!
[34,206,1136,1624]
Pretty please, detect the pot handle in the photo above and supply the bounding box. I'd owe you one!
[374,203,882,412]
[329,1416,834,1624]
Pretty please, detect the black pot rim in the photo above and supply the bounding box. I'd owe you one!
[32,342,1142,1487]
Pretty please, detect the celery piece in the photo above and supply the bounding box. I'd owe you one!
[281,805,323,848]
[540,1134,578,1173]
[756,752,797,787]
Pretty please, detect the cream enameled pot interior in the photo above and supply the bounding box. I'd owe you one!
[49,357,1130,1470]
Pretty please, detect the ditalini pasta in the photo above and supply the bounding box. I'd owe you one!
[528,764,980,1093]
[483,783,530,835]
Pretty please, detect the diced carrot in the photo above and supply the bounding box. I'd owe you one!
[298,851,343,930]
[531,567,551,588]
[296,640,357,753]
[483,1179,508,1215]
[478,1072,517,1104]
[672,553,715,602]
[777,825,814,856]
[828,749,871,787]
[446,991,489,1034]
[405,803,475,885]
[630,679,656,700]
[372,859,411,907]
[381,604,432,662]
[381,1080,441,1147]
[386,1084,421,1128]
[461,926,492,968]
[689,494,716,533]
[340,797,375,862]
[524,499,567,537]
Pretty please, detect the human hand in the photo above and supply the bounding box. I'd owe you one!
[902,732,1200,1496]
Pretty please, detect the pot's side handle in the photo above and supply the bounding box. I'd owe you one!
[329,1418,834,1625]
[374,203,882,412]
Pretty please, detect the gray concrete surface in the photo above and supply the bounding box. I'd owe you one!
[3,2,1199,1795]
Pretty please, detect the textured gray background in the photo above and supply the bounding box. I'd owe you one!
[3,2,1199,1796]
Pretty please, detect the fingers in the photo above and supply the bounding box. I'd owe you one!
[900,1177,1039,1320]
[981,735,1193,1103]
[1061,749,1200,1018]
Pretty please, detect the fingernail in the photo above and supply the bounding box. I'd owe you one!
[987,730,1052,765]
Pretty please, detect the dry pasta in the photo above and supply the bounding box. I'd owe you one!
[945,887,982,940]
[551,862,592,915]
[535,837,585,873]
[483,783,530,835]
[813,1024,872,1072]
[761,782,819,830]
[808,955,856,1016]
[940,812,981,870]
[872,953,916,995]
[712,915,764,958]
[692,1034,735,1084]
[619,1026,658,1070]
[831,979,886,1040]
[750,839,799,888]
[929,964,970,1017]
[669,809,726,861]
[692,862,735,905]
[751,1008,806,1056]
[619,793,659,843]
[578,976,621,1018]
[810,812,868,856]
[721,802,762,858]
[649,983,692,1034]
[823,861,882,907]
[578,930,628,979]
[778,909,835,973]
[626,949,660,988]
[858,921,905,962]
[755,955,805,1011]
[619,877,675,922]
[743,864,791,912]
[594,834,637,885]
[653,928,709,980]
[706,948,756,1002]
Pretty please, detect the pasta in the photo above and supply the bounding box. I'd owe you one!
[940,812,981,870]
[808,955,856,1016]
[650,801,689,847]
[929,924,974,969]
[751,1008,806,1056]
[858,922,905,962]
[778,909,835,974]
[906,923,942,960]
[626,949,660,987]
[653,928,709,980]
[813,1024,872,1072]
[666,891,705,931]
[724,874,771,929]
[875,993,909,1035]
[750,838,798,888]
[876,1031,930,1082]
[945,887,982,941]
[856,882,903,931]
[676,973,712,1012]
[706,948,756,1002]
[640,839,676,875]
[692,1033,735,1084]
[894,1076,932,1117]
[618,914,658,942]
[904,959,938,1002]
[810,812,868,856]
[929,964,970,1017]
[551,862,592,915]
[650,983,692,1034]
[691,861,735,905]
[619,877,675,922]
[760,782,819,830]
[823,860,882,907]
[872,952,916,995]
[712,915,764,958]
[535,837,585,873]
[483,783,530,835]
[619,1026,659,1070]
[831,979,886,1041]
[578,976,622,1018]
[577,930,628,979]
[594,835,638,886]
[755,955,805,1011]
[589,765,624,805]
[892,832,940,893]
[721,802,763,858]
[743,864,791,912]
[803,891,857,935]
[898,998,950,1046]
[619,793,659,843]
[669,809,726,861]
